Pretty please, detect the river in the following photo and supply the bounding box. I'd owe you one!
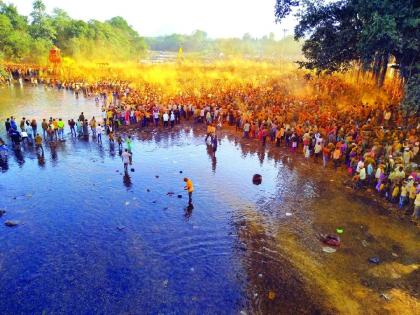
[0,85,418,314]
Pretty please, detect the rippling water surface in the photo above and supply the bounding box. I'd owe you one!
[1,85,419,314]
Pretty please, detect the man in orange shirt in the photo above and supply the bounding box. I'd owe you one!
[332,146,341,170]
[184,177,194,204]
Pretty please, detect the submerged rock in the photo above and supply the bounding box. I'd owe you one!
[177,195,182,198]
[0,209,6,217]
[4,220,19,227]
[252,174,262,185]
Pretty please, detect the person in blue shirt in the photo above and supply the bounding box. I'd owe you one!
[10,117,17,130]
[367,162,374,186]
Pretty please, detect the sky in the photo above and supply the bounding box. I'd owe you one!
[8,0,297,39]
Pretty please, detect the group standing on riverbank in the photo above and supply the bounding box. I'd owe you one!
[1,69,419,220]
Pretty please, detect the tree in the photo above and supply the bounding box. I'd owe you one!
[0,1,32,60]
[275,0,420,114]
[29,0,56,41]
[0,0,28,31]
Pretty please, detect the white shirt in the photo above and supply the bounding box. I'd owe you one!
[121,151,131,164]
[163,113,169,121]
[96,126,102,134]
[359,168,366,180]
[356,161,364,172]
[375,168,382,179]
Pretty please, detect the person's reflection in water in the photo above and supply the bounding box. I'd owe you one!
[0,158,8,172]
[257,147,265,165]
[206,143,217,173]
[123,171,132,189]
[184,203,194,220]
[109,141,116,157]
[97,142,105,159]
[211,155,217,173]
[13,147,24,166]
[50,143,58,161]
[37,152,45,167]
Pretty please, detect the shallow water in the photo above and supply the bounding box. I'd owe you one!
[0,85,419,314]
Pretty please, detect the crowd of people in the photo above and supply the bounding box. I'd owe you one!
[1,66,419,220]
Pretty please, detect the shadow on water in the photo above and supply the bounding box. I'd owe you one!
[123,172,132,189]
[184,203,194,221]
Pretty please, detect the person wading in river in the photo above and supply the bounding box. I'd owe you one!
[57,118,65,140]
[35,133,44,155]
[121,149,131,172]
[96,123,103,143]
[41,119,48,139]
[184,177,194,204]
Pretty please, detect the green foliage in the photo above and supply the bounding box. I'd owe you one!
[29,0,56,42]
[0,0,147,62]
[275,0,420,114]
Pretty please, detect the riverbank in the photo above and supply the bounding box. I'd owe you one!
[1,83,418,315]
[118,121,419,226]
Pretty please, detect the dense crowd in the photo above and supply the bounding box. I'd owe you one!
[1,67,419,220]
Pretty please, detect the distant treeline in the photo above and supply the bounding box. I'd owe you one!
[0,0,301,64]
[145,31,302,58]
[0,0,146,63]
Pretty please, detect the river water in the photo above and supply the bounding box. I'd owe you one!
[0,85,419,314]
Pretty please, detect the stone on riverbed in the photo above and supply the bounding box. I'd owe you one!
[252,174,262,185]
[4,220,19,227]
[0,209,6,217]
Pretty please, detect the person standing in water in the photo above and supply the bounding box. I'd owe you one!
[126,136,133,164]
[121,149,132,172]
[96,124,103,143]
[57,118,65,140]
[35,133,44,155]
[211,134,218,156]
[117,135,123,151]
[184,177,194,204]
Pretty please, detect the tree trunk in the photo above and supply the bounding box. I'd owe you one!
[377,53,389,87]
[372,53,381,85]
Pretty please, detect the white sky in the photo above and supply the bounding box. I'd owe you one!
[8,0,297,39]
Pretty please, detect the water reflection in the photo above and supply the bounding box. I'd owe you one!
[123,172,132,189]
[184,203,194,220]
[37,152,45,167]
[0,158,8,171]
[13,148,24,166]
[1,86,419,314]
